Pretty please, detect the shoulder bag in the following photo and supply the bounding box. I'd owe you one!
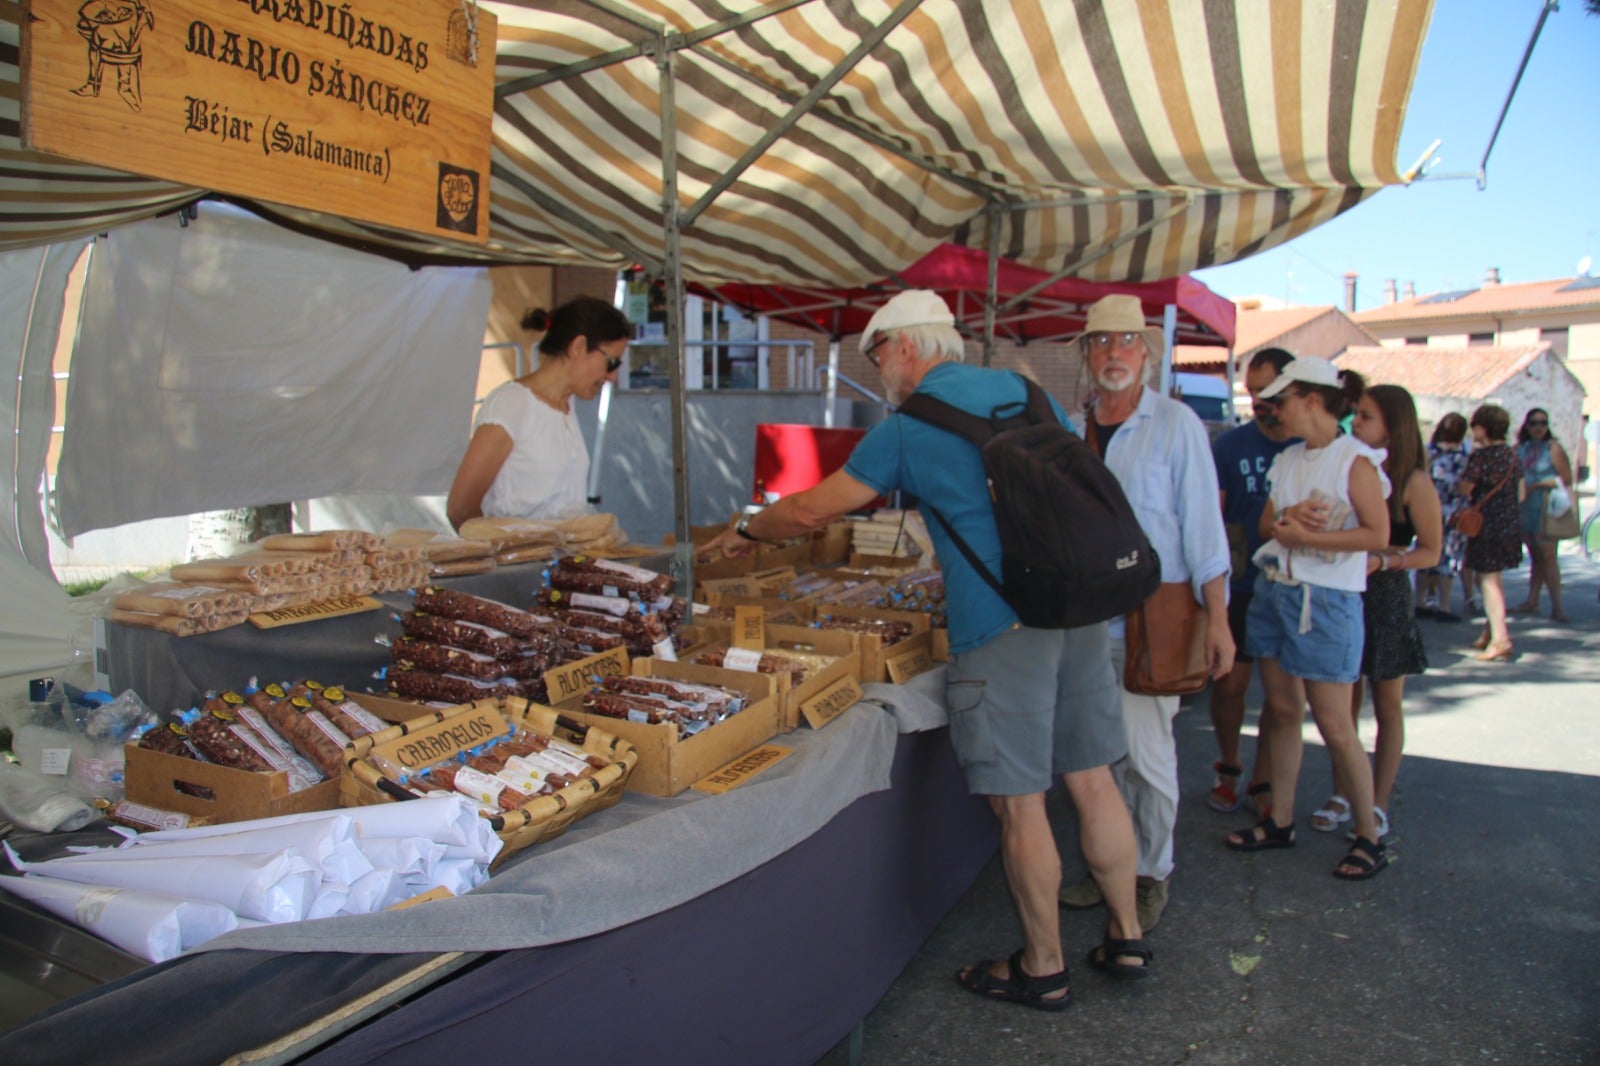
[1449,467,1514,538]
[1124,582,1209,697]
[1542,483,1580,540]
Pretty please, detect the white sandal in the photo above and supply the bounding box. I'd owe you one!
[1346,806,1390,841]
[1310,795,1352,832]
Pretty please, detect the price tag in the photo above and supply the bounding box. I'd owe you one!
[701,577,760,601]
[39,747,72,775]
[543,646,631,704]
[692,744,795,794]
[722,646,764,672]
[800,674,864,730]
[733,606,766,651]
[886,643,935,684]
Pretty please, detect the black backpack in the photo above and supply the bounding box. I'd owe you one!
[896,376,1160,629]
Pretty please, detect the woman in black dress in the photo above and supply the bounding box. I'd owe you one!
[1459,404,1523,661]
[1316,385,1440,839]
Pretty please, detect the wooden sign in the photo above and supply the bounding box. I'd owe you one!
[885,643,934,684]
[799,674,863,730]
[249,593,380,628]
[21,0,496,242]
[699,577,760,601]
[691,743,794,794]
[542,646,630,706]
[387,885,453,909]
[370,703,508,774]
[732,606,765,651]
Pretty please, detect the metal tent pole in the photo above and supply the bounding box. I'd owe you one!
[1159,304,1177,398]
[983,203,1000,367]
[657,38,694,599]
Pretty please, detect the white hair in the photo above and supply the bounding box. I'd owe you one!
[896,323,966,364]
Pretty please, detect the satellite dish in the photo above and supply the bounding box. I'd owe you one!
[1578,255,1593,278]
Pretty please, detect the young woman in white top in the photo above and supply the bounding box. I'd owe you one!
[1223,358,1393,881]
[446,297,630,530]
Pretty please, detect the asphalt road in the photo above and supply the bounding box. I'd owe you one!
[819,550,1600,1065]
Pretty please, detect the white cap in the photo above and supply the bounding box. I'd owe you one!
[859,290,955,354]
[1256,356,1342,399]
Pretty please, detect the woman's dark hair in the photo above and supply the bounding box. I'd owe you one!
[1469,403,1511,442]
[1367,385,1426,524]
[1516,406,1559,445]
[1431,411,1468,446]
[522,296,631,357]
[1298,367,1364,419]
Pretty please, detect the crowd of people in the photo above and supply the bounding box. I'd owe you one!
[685,288,1582,1013]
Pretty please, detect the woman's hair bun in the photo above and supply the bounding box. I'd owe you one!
[520,307,551,332]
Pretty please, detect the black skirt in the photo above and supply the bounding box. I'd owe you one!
[1361,570,1428,680]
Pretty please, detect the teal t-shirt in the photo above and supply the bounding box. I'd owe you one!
[843,363,1077,654]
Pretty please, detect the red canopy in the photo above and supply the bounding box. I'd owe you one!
[693,244,1235,350]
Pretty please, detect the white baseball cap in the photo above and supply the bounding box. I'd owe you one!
[859,290,955,354]
[1256,356,1342,399]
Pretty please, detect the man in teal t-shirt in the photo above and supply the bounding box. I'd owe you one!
[699,290,1150,1007]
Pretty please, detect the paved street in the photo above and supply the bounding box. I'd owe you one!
[820,548,1600,1065]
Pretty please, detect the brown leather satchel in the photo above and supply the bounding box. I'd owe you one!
[1124,582,1209,696]
[1449,468,1514,538]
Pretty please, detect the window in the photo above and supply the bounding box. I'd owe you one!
[1541,327,1569,359]
[1406,336,1427,346]
[1468,332,1494,346]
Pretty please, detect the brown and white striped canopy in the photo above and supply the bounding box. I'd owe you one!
[0,0,1432,285]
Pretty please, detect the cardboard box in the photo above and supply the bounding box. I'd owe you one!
[554,659,782,796]
[812,521,855,565]
[123,742,341,824]
[348,690,454,724]
[735,623,861,732]
[812,604,935,683]
[849,552,920,570]
[932,627,950,662]
[753,538,812,569]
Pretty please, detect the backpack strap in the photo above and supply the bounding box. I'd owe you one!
[892,374,1060,607]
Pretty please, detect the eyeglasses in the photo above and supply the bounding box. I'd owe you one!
[863,333,891,369]
[1083,331,1142,351]
[1526,419,1548,426]
[605,356,623,373]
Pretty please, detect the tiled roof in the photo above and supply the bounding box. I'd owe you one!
[1351,277,1600,326]
[1172,304,1375,366]
[1333,344,1550,396]
[1233,305,1340,351]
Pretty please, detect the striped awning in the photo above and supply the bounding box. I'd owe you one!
[1,0,1432,284]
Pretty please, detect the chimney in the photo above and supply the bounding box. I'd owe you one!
[1403,281,1416,300]
[1343,272,1358,313]
[1383,279,1397,304]
[1484,267,1500,286]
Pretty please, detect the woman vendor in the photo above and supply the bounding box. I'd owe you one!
[446,296,631,530]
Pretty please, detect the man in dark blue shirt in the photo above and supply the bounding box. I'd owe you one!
[1205,347,1295,816]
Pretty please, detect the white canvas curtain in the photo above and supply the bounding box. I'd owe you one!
[53,205,491,539]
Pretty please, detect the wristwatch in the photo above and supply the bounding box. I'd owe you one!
[734,513,760,542]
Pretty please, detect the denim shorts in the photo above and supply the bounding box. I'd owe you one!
[1243,575,1364,684]
[944,624,1126,796]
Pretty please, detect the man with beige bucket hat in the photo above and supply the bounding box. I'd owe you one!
[1057,294,1235,933]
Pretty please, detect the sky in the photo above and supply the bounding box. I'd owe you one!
[1193,0,1600,312]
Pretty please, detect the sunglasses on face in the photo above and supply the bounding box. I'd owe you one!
[1527,419,1548,427]
[1083,331,1143,351]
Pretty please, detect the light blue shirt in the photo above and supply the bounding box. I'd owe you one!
[1098,386,1231,622]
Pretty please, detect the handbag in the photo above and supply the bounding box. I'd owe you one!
[1542,491,1580,540]
[1124,582,1208,697]
[1449,468,1514,538]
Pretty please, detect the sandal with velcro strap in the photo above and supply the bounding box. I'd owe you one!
[1206,761,1244,812]
[1225,818,1295,852]
[1333,835,1389,881]
[1087,937,1153,980]
[955,948,1073,1011]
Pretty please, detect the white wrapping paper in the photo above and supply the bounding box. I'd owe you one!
[0,873,238,962]
[5,843,318,924]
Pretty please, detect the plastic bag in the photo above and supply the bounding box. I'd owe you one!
[0,760,96,832]
[1547,483,1573,518]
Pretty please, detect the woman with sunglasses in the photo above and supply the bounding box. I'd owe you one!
[1510,408,1574,623]
[447,296,630,530]
[1223,357,1391,881]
